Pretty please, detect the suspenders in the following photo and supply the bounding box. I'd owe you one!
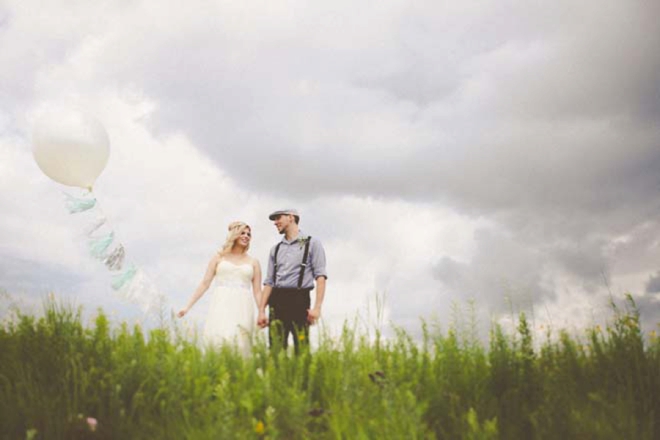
[298,237,312,289]
[273,236,312,290]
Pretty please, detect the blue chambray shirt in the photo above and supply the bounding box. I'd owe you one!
[264,231,328,289]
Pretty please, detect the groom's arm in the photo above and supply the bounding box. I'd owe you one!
[307,276,326,324]
[308,239,328,324]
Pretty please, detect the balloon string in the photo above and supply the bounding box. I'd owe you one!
[86,216,107,237]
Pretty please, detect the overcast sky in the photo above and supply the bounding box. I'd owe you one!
[1,0,659,338]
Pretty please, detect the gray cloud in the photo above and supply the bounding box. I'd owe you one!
[4,1,659,212]
[647,272,660,294]
[89,1,660,213]
[0,252,86,296]
[433,228,556,312]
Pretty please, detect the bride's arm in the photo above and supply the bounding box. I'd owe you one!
[177,254,220,318]
[251,258,262,307]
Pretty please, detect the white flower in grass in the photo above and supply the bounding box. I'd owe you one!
[86,417,98,432]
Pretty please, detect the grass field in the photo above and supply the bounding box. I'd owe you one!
[0,295,658,439]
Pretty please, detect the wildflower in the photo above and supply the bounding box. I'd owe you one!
[87,417,98,432]
[255,420,265,435]
[298,333,306,341]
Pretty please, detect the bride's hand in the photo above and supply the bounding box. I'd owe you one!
[177,308,188,318]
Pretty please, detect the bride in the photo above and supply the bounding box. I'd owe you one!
[177,221,262,352]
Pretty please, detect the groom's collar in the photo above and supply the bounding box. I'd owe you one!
[282,230,308,244]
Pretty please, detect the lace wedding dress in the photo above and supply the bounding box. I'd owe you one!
[203,260,256,352]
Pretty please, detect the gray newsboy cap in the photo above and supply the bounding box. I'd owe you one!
[268,209,300,220]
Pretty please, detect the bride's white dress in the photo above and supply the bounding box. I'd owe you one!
[203,260,255,351]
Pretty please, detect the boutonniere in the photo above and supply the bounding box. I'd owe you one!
[299,236,311,249]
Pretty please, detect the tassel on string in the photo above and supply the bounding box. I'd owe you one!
[120,269,167,318]
[112,264,137,291]
[64,192,97,213]
[103,245,125,271]
[89,232,114,259]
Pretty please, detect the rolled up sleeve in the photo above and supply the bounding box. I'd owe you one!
[310,239,328,280]
[264,246,276,286]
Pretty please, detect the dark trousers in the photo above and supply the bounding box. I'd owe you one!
[268,288,311,353]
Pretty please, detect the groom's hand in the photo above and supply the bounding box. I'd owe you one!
[307,307,321,325]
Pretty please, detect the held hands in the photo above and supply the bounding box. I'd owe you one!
[257,311,269,328]
[255,308,320,327]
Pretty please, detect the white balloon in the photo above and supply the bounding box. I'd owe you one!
[32,109,110,189]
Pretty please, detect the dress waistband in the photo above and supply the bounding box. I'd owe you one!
[217,281,251,289]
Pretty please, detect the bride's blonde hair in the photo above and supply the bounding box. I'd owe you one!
[218,221,251,255]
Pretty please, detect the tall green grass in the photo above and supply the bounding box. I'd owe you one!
[0,295,658,439]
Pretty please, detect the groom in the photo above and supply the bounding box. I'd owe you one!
[257,209,327,352]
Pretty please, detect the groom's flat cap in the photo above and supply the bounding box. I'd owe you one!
[268,209,300,220]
